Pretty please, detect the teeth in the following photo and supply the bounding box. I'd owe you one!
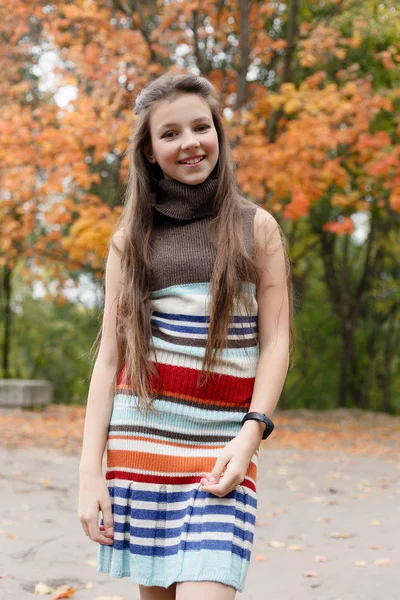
[180,157,204,165]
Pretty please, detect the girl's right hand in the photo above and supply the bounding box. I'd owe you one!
[78,473,114,545]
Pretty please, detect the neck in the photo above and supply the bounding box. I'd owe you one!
[151,175,219,221]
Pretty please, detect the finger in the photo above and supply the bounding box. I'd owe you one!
[209,455,229,483]
[87,516,114,545]
[100,498,114,538]
[200,473,240,497]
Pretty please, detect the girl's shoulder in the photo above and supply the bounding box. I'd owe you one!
[237,196,280,248]
[253,206,283,256]
[110,226,126,256]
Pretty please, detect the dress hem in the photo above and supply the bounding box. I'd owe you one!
[97,566,244,592]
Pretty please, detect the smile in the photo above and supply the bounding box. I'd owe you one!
[178,156,205,165]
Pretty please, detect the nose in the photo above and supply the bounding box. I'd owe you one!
[181,130,200,150]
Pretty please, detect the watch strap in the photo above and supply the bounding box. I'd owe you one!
[241,412,274,440]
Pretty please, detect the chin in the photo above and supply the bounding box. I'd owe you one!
[174,171,213,186]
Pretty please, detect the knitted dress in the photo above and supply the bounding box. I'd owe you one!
[97,175,260,592]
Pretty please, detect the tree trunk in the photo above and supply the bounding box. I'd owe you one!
[268,0,300,142]
[382,304,398,413]
[339,315,355,408]
[234,0,250,109]
[2,266,12,378]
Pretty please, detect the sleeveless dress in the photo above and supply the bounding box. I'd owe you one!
[97,175,260,592]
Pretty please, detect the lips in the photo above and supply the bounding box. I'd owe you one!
[178,155,206,165]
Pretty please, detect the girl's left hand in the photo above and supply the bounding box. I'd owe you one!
[199,428,261,497]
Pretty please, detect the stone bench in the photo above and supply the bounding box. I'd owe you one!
[0,380,53,408]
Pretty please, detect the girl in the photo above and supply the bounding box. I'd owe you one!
[78,72,292,600]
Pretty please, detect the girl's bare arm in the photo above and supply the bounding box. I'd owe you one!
[199,208,290,496]
[79,230,124,476]
[241,207,290,440]
[78,231,124,544]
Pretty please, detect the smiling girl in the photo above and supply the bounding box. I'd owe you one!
[78,72,292,600]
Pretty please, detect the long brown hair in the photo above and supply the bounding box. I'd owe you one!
[108,72,294,412]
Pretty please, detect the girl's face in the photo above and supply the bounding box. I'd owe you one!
[146,93,219,185]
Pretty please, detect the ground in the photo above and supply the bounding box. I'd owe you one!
[0,406,399,600]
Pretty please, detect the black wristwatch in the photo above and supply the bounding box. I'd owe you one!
[241,412,274,440]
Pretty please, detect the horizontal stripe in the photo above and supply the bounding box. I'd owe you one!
[113,507,253,529]
[151,318,257,335]
[111,394,250,423]
[148,348,258,378]
[107,438,226,457]
[116,388,251,413]
[108,485,257,510]
[112,502,256,526]
[151,334,260,358]
[108,426,234,445]
[119,362,255,405]
[108,433,227,450]
[108,450,257,480]
[152,318,258,337]
[152,311,257,324]
[109,538,251,561]
[106,461,257,480]
[105,470,257,493]
[151,326,258,349]
[150,281,257,299]
[113,522,253,543]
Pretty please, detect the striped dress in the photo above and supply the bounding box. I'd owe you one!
[98,175,260,592]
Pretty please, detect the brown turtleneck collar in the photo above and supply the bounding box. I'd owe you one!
[151,176,219,221]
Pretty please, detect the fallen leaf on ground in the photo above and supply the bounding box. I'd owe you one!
[303,571,319,577]
[375,558,392,566]
[288,545,304,551]
[2,406,399,460]
[256,554,266,562]
[34,582,55,595]
[53,587,75,599]
[85,559,97,567]
[329,531,353,539]
[355,560,366,567]
[269,540,286,548]
[314,555,328,562]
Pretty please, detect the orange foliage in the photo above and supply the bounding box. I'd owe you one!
[323,217,355,236]
[1,0,399,288]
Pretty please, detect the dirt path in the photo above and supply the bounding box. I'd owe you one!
[1,443,399,600]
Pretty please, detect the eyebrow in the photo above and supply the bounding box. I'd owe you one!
[157,116,212,133]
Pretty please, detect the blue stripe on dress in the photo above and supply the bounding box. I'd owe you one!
[113,503,256,526]
[110,486,258,509]
[152,318,258,336]
[113,522,253,543]
[152,311,257,324]
[112,539,251,560]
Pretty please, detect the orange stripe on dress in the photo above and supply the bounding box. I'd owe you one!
[108,449,257,480]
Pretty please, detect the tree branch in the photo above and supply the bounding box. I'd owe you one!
[234,0,250,109]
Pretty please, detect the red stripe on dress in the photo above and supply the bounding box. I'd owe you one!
[106,470,256,493]
[117,362,255,405]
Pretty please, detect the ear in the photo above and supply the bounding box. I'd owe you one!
[144,145,156,164]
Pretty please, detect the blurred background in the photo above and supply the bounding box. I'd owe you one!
[0,0,399,412]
